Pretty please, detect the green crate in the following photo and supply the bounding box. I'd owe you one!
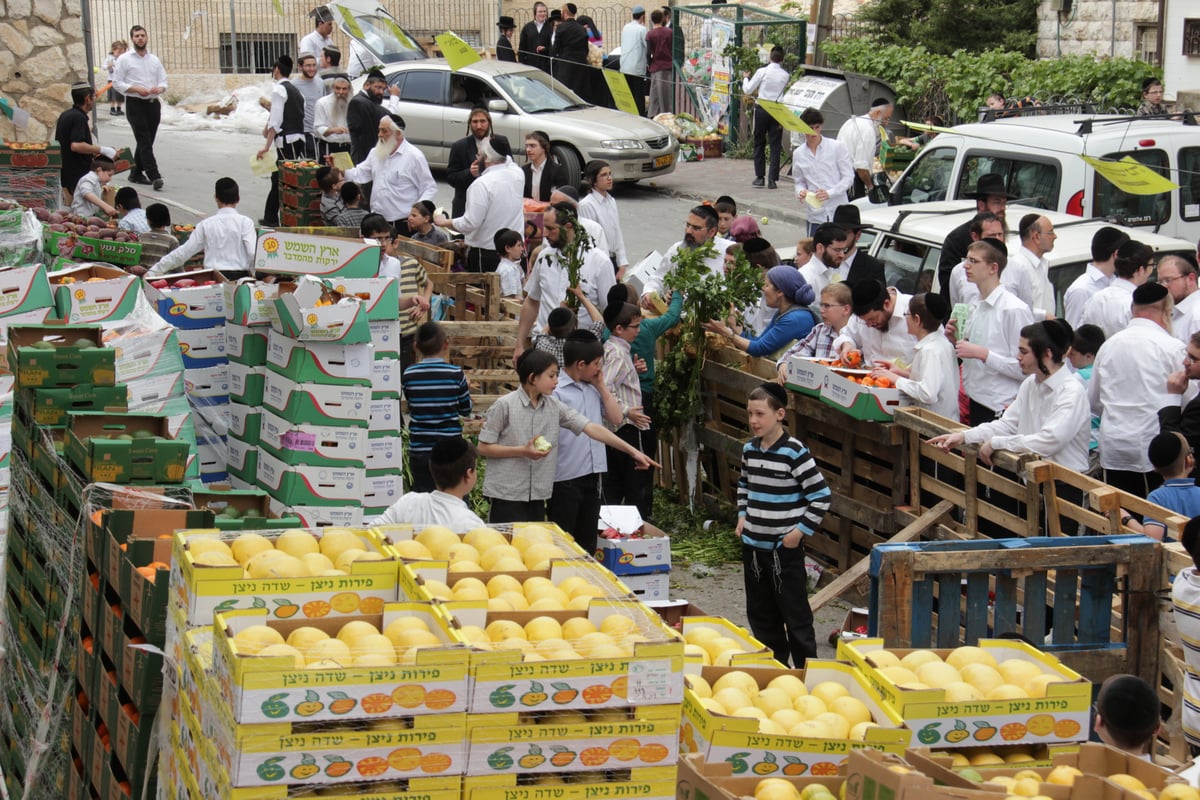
[8,325,116,389]
[18,384,129,427]
[66,412,191,484]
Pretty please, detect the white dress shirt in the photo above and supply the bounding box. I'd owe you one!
[525,240,617,332]
[71,172,105,218]
[895,329,960,420]
[497,258,524,297]
[370,491,485,532]
[949,261,979,307]
[578,190,627,266]
[299,31,334,60]
[1081,278,1136,339]
[1089,317,1187,472]
[314,94,351,143]
[792,137,855,225]
[640,237,731,297]
[452,160,524,249]
[1175,290,1200,343]
[112,50,168,97]
[147,207,256,275]
[342,138,438,222]
[836,114,879,172]
[578,217,611,260]
[1000,244,1052,318]
[266,79,305,145]
[742,62,789,102]
[960,284,1035,413]
[832,289,918,365]
[799,258,846,298]
[963,366,1091,473]
[1062,263,1113,329]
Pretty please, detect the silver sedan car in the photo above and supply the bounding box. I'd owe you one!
[365,59,678,187]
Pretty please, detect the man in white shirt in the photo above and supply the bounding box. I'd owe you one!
[370,437,486,531]
[792,108,853,234]
[833,280,918,366]
[148,178,256,277]
[435,135,524,273]
[1160,255,1200,343]
[639,205,730,301]
[1002,213,1056,318]
[742,46,790,189]
[619,6,649,116]
[313,75,352,161]
[516,203,617,361]
[292,52,327,159]
[300,6,336,65]
[1082,239,1154,338]
[954,239,1035,425]
[948,212,1005,307]
[256,54,307,227]
[800,223,852,297]
[837,98,891,200]
[1089,281,1186,498]
[112,24,168,190]
[341,115,438,233]
[1063,226,1127,328]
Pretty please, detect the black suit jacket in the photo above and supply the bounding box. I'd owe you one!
[938,220,974,301]
[845,250,886,289]
[1160,396,1200,481]
[551,20,590,96]
[347,91,387,165]
[447,135,485,217]
[523,158,569,202]
[518,20,552,72]
[497,34,516,62]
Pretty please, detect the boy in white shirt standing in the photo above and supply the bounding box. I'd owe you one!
[369,437,485,532]
[494,228,525,298]
[147,177,256,277]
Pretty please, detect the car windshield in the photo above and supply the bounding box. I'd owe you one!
[494,72,587,113]
[344,12,424,60]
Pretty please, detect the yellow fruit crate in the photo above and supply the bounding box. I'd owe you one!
[399,556,635,606]
[170,527,400,627]
[910,742,1078,771]
[463,765,675,800]
[681,661,910,777]
[680,616,782,673]
[372,521,591,564]
[837,639,1091,749]
[211,603,469,724]
[677,752,845,800]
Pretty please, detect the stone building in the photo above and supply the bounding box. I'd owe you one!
[1035,0,1161,62]
[0,0,88,142]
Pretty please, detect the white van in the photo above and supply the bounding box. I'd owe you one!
[864,113,1200,244]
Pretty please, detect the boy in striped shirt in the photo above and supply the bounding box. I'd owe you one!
[402,322,473,492]
[736,382,831,667]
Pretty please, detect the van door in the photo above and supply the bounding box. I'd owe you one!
[869,233,939,295]
[889,146,957,205]
[1091,148,1170,230]
[955,152,1061,210]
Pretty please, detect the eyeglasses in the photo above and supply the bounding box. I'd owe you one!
[1161,274,1187,284]
[818,302,848,309]
[827,246,850,255]
[1186,354,1200,364]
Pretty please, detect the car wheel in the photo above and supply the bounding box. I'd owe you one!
[551,144,583,190]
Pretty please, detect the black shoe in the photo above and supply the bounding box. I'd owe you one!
[109,108,118,115]
[768,180,778,189]
[115,108,124,116]
[751,177,765,187]
[128,174,150,185]
[259,218,277,227]
[153,178,164,191]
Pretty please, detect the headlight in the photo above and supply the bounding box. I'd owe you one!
[600,139,645,150]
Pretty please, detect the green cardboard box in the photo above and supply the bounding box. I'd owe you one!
[17,383,128,426]
[8,324,116,388]
[65,411,191,484]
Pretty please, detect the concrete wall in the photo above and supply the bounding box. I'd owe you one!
[1036,0,1159,60]
[0,0,88,142]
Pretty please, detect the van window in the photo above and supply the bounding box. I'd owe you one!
[957,153,1060,210]
[1179,147,1200,221]
[891,147,955,205]
[398,71,446,104]
[1093,149,1170,227]
[875,234,937,295]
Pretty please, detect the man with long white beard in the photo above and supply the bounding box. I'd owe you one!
[314,75,352,161]
[339,114,437,235]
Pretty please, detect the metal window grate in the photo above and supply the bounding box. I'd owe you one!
[219,32,295,74]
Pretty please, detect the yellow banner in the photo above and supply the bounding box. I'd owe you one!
[756,99,815,135]
[271,0,283,16]
[603,70,640,116]
[1081,155,1179,196]
[901,119,957,135]
[336,6,366,41]
[435,32,482,71]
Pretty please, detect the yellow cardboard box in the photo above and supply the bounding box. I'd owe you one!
[462,765,675,800]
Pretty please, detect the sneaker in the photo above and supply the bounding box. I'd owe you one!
[128,174,150,185]
[768,180,778,189]
[115,108,124,116]
[751,177,765,187]
[109,108,118,115]
[153,178,164,191]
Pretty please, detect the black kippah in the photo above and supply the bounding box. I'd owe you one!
[1133,282,1168,305]
[431,436,470,464]
[1148,432,1185,469]
[758,382,788,407]
[742,237,771,255]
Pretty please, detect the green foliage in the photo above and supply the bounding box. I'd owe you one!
[822,38,1159,124]
[856,0,1038,57]
[654,488,742,565]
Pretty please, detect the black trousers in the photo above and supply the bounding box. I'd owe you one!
[603,424,647,511]
[547,473,602,555]
[318,140,351,162]
[264,139,305,226]
[752,105,783,182]
[124,96,162,180]
[743,542,817,668]
[1103,468,1162,502]
[488,498,546,524]
[466,246,500,273]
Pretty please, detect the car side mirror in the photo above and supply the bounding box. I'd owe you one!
[488,99,510,114]
[868,185,890,204]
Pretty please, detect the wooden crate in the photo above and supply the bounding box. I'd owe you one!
[396,235,456,273]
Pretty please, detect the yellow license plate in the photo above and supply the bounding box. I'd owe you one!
[654,154,674,168]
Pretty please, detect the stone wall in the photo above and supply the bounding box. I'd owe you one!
[1036,0,1160,61]
[0,0,87,142]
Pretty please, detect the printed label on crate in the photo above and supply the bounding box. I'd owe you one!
[465,716,677,776]
[471,659,683,713]
[254,231,381,278]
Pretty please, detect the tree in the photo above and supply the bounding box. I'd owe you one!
[856,0,1039,58]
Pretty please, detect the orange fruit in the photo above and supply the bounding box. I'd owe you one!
[392,685,426,708]
[639,743,670,763]
[424,688,456,710]
[1000,722,1027,741]
[580,746,609,767]
[361,693,394,714]
[387,747,421,771]
[356,756,389,777]
[358,596,385,614]
[1053,718,1081,738]
[420,753,452,773]
[330,592,360,613]
[302,600,331,618]
[1026,714,1054,736]
[608,738,641,761]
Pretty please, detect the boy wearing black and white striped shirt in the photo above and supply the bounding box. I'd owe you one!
[736,383,832,667]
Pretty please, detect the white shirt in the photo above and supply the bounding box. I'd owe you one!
[578,191,627,266]
[619,20,648,75]
[71,172,105,218]
[963,366,1091,473]
[497,257,524,297]
[799,258,846,298]
[525,240,617,332]
[314,94,351,143]
[578,218,611,261]
[375,247,403,280]
[452,160,524,249]
[1175,290,1200,343]
[895,329,959,420]
[1081,277,1136,339]
[299,30,334,61]
[1063,263,1113,329]
[1001,244,1052,318]
[148,207,256,275]
[112,49,168,97]
[832,289,918,366]
[342,138,438,222]
[370,491,485,532]
[960,284,1034,413]
[949,261,979,307]
[792,137,855,225]
[266,79,305,144]
[640,237,731,297]
[1171,567,1200,748]
[836,114,879,172]
[742,62,788,103]
[1089,317,1187,472]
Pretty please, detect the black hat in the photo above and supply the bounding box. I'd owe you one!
[430,435,471,465]
[489,134,513,159]
[979,236,1008,258]
[498,15,516,29]
[851,279,887,315]
[832,204,867,231]
[1148,432,1185,470]
[550,9,562,20]
[965,173,1018,200]
[1133,281,1168,305]
[311,5,334,23]
[742,237,771,255]
[870,97,892,108]
[757,382,788,407]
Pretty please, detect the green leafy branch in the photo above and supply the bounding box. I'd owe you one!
[551,206,594,309]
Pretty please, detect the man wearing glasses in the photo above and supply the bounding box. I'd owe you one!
[1161,334,1200,483]
[1158,256,1200,342]
[799,223,852,296]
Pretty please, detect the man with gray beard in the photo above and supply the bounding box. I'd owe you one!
[314,75,352,161]
[292,52,327,158]
[340,114,437,234]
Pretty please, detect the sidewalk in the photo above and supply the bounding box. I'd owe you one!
[634,153,811,232]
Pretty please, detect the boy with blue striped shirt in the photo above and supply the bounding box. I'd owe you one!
[402,322,473,492]
[736,382,831,667]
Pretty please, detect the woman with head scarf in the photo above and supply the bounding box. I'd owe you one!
[705,264,817,358]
